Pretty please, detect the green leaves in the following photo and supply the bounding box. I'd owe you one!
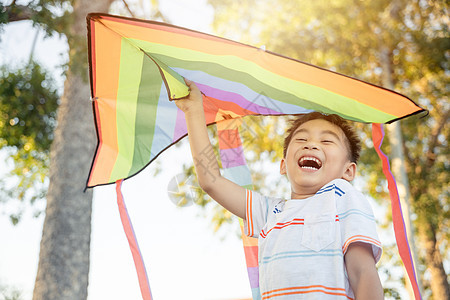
[0,62,59,152]
[0,62,58,219]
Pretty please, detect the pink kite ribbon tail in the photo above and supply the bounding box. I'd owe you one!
[371,124,421,300]
[116,179,153,300]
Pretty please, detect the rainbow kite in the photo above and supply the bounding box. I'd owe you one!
[87,13,425,300]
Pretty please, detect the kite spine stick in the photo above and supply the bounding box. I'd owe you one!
[116,179,153,300]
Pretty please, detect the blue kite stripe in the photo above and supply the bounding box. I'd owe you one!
[222,165,253,187]
[150,84,178,159]
[260,249,342,265]
[251,287,262,300]
[338,209,375,221]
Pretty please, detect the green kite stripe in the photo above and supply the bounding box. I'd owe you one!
[111,40,143,181]
[129,56,162,176]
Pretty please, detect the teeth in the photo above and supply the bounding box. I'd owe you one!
[298,156,322,170]
[300,157,322,166]
[301,166,318,170]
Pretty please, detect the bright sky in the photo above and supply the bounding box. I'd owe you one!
[0,1,255,299]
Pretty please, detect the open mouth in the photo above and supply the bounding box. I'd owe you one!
[298,156,322,170]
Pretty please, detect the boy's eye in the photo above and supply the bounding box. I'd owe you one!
[322,140,333,143]
[296,138,307,142]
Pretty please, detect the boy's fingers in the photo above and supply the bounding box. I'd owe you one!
[184,78,197,93]
[181,78,202,102]
[184,78,200,90]
[187,82,200,94]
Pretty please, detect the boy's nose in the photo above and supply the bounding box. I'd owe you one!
[303,143,319,150]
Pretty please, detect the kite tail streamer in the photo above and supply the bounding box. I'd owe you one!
[372,124,421,300]
[116,180,153,300]
[239,219,260,300]
[217,119,262,300]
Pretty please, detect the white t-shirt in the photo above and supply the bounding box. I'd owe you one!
[245,179,382,300]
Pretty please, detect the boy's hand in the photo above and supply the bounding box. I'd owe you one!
[175,79,203,113]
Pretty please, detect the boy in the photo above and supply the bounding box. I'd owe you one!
[176,79,383,299]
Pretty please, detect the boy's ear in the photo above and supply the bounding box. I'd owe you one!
[342,162,357,181]
[280,158,287,175]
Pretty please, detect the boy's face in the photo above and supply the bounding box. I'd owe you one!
[280,119,356,199]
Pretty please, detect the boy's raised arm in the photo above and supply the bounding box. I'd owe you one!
[175,79,246,219]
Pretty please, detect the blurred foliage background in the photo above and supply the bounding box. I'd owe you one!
[0,0,448,299]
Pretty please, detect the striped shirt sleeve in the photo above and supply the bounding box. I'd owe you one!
[335,180,382,263]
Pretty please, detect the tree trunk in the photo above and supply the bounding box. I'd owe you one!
[32,68,94,300]
[418,222,450,300]
[32,0,112,299]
